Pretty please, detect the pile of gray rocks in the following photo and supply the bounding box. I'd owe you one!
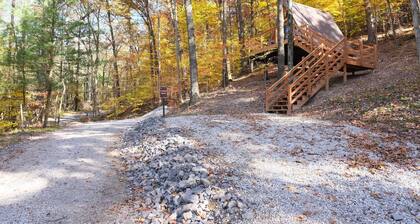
[120,117,247,223]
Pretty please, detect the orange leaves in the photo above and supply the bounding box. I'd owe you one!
[346,132,416,170]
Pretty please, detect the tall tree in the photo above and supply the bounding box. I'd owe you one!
[287,0,294,70]
[128,0,160,97]
[42,0,60,128]
[221,0,229,87]
[363,0,377,44]
[106,0,121,97]
[184,0,200,104]
[385,0,397,40]
[277,0,285,78]
[169,0,185,102]
[249,0,256,37]
[236,0,246,74]
[410,0,420,62]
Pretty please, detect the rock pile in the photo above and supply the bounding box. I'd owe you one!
[121,117,247,223]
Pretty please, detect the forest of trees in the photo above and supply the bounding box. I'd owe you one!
[0,0,419,131]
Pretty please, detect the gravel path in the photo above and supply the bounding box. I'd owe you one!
[0,111,160,223]
[116,110,418,223]
[161,113,419,223]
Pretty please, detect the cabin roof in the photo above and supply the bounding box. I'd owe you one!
[292,3,344,42]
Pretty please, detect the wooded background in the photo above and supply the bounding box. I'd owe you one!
[0,0,419,131]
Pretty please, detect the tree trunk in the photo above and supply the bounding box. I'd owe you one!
[184,0,200,104]
[75,28,81,111]
[410,0,420,62]
[221,0,230,87]
[237,0,246,74]
[57,80,66,125]
[169,0,184,102]
[43,82,52,128]
[157,6,162,97]
[250,0,256,37]
[106,0,120,98]
[277,0,285,78]
[287,0,294,69]
[20,29,27,107]
[43,0,57,128]
[363,0,377,44]
[139,1,159,99]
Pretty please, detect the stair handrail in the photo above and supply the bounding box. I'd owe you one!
[265,44,325,108]
[288,38,346,104]
[266,44,325,93]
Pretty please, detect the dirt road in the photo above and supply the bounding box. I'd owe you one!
[0,112,159,223]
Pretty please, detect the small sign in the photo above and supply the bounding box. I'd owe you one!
[160,86,168,117]
[160,86,168,99]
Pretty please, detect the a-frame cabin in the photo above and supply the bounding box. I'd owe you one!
[246,3,378,114]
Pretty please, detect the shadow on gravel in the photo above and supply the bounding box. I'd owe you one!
[0,118,141,223]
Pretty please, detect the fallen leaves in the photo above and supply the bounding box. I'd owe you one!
[346,133,417,170]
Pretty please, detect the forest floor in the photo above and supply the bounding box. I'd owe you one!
[114,37,419,223]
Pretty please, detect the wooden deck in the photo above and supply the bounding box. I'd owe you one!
[248,24,378,114]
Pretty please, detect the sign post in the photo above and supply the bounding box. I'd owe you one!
[160,86,168,117]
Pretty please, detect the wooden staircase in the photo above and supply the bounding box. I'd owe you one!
[258,24,377,114]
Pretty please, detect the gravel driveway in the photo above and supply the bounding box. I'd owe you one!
[164,114,419,223]
[0,111,160,223]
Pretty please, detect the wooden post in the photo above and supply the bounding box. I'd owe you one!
[343,64,347,83]
[325,78,330,91]
[287,86,292,114]
[359,39,363,64]
[20,104,25,128]
[264,65,268,81]
[250,59,254,72]
[162,99,166,117]
[275,29,278,44]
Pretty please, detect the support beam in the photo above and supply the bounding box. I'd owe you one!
[343,64,347,83]
[325,78,330,91]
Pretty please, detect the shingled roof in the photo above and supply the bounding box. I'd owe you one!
[292,3,344,42]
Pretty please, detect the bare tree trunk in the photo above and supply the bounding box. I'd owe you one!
[106,0,120,98]
[20,28,27,107]
[169,0,184,102]
[250,0,256,37]
[43,0,57,128]
[74,28,81,111]
[184,0,200,104]
[287,0,294,69]
[137,0,159,99]
[277,0,285,78]
[157,5,162,97]
[364,0,377,44]
[237,0,246,74]
[221,0,230,87]
[58,80,66,125]
[43,82,53,128]
[411,0,420,62]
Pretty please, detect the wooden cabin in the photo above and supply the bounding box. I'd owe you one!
[246,3,378,114]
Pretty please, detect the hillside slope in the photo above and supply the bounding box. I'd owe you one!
[296,36,419,144]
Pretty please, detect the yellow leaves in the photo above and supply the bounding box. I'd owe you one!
[0,121,18,134]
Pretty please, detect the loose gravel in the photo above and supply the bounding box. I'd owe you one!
[120,117,246,223]
[120,112,419,223]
